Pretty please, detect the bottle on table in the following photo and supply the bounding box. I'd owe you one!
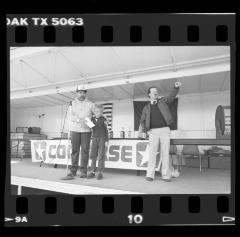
[128,127,132,138]
[120,127,125,138]
[142,132,146,139]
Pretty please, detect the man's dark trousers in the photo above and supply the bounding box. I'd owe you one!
[70,131,91,175]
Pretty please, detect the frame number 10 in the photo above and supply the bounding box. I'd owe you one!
[128,214,143,224]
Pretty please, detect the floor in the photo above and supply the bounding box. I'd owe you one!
[10,159,231,194]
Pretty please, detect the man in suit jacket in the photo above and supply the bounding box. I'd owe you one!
[139,82,182,182]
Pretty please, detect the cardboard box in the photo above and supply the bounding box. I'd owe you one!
[28,127,41,134]
[209,156,230,169]
[185,155,208,168]
[16,127,28,133]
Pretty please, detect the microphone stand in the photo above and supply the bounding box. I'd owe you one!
[66,101,72,176]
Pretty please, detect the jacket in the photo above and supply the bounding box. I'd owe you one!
[70,98,95,132]
[91,116,109,141]
[139,86,179,133]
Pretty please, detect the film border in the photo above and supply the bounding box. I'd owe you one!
[4,13,236,226]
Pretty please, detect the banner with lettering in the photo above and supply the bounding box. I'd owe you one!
[31,139,161,170]
[31,139,72,165]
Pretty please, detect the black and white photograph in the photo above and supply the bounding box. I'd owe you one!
[10,46,231,195]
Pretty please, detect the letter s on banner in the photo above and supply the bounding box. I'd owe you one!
[108,145,120,161]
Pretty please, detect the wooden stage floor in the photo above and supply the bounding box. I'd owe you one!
[10,159,231,195]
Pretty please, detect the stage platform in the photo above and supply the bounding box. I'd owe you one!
[11,159,230,195]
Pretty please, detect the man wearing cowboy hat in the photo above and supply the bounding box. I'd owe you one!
[63,85,95,180]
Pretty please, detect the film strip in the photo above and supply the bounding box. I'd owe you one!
[4,13,236,227]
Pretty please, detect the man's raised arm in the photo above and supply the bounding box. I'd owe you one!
[163,81,182,104]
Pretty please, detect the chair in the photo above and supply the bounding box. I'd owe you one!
[11,138,23,161]
[181,145,203,172]
[169,145,182,171]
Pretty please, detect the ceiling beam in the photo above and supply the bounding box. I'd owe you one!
[11,98,44,108]
[11,77,27,89]
[111,47,127,74]
[11,97,64,109]
[101,88,120,100]
[20,59,54,84]
[45,95,68,104]
[118,85,133,98]
[20,61,28,88]
[32,96,64,106]
[219,71,229,91]
[57,51,86,79]
[28,97,57,106]
[57,93,73,101]
[12,96,56,107]
[52,50,57,83]
[10,47,55,61]
[199,75,203,93]
[10,55,230,100]
[168,47,178,72]
[135,83,147,95]
[12,54,230,94]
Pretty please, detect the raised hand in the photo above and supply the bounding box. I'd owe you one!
[175,81,182,88]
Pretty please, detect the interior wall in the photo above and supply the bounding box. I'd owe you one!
[11,91,230,141]
[10,104,68,138]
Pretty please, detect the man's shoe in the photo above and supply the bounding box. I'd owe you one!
[146,177,154,181]
[61,172,76,180]
[87,172,95,179]
[79,173,87,178]
[96,173,103,180]
[171,169,180,178]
